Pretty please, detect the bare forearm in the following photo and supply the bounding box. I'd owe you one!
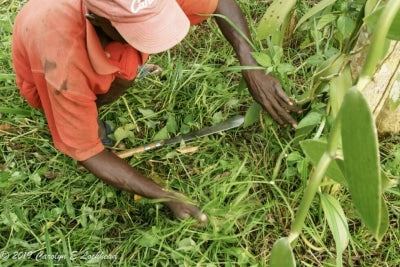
[96,77,132,107]
[80,149,172,200]
[214,0,257,67]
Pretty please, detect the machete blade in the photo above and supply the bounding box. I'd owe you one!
[163,115,244,146]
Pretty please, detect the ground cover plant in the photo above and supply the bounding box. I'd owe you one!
[0,0,399,266]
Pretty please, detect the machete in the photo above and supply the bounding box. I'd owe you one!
[115,115,244,159]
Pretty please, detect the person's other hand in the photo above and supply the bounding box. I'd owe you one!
[163,192,207,225]
[244,70,301,128]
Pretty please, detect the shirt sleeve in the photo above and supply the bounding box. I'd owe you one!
[39,38,109,161]
[42,75,105,161]
[12,0,114,161]
[176,0,219,25]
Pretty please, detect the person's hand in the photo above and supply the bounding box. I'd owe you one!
[163,191,208,225]
[244,70,301,128]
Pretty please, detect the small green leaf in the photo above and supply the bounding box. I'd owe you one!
[337,16,355,39]
[166,114,178,134]
[320,194,349,266]
[65,198,75,218]
[135,231,158,248]
[114,126,134,144]
[138,108,156,118]
[251,52,272,67]
[30,173,41,186]
[277,63,295,75]
[269,237,296,267]
[300,139,346,185]
[243,102,262,128]
[212,111,224,124]
[153,126,169,141]
[317,14,337,30]
[295,111,322,139]
[176,238,197,252]
[340,87,388,241]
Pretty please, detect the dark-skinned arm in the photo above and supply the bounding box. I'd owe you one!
[80,149,207,222]
[214,0,300,128]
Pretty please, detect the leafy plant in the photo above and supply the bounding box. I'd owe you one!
[252,0,400,266]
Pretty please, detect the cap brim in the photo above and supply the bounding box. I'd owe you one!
[113,2,190,54]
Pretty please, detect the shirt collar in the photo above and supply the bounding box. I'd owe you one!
[83,6,119,75]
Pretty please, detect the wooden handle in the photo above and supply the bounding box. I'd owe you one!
[114,140,164,159]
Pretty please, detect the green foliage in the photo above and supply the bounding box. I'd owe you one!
[258,0,400,266]
[295,0,336,31]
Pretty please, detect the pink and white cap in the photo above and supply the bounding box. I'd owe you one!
[84,0,190,54]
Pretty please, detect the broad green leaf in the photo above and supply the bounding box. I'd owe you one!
[295,0,336,31]
[153,125,169,141]
[300,139,346,185]
[320,194,349,267]
[243,102,262,128]
[256,0,297,45]
[340,87,388,241]
[364,6,400,40]
[269,237,296,267]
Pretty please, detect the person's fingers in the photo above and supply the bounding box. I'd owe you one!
[258,94,298,128]
[261,100,285,125]
[273,83,302,113]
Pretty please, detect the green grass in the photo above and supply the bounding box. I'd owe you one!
[1,0,400,266]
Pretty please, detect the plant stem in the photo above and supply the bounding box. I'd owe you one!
[288,151,332,244]
[288,115,341,244]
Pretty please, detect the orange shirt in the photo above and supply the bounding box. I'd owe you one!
[12,0,218,161]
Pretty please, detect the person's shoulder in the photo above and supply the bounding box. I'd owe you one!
[16,0,84,30]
